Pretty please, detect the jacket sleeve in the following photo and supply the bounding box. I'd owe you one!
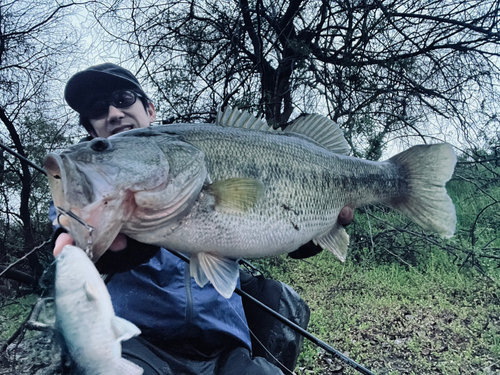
[95,239,160,274]
[287,240,323,259]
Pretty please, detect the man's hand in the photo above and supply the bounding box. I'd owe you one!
[288,206,354,259]
[337,206,354,226]
[53,233,128,257]
[54,233,74,256]
[108,234,128,252]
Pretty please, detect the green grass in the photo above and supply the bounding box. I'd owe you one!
[0,294,38,341]
[253,163,500,374]
[254,249,500,374]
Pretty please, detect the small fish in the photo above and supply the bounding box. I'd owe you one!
[55,245,143,375]
[45,107,457,298]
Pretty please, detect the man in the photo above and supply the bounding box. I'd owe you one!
[52,63,354,374]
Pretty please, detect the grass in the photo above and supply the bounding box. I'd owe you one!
[254,247,500,374]
[0,294,38,342]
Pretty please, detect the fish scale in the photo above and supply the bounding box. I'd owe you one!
[145,128,397,255]
[45,107,456,298]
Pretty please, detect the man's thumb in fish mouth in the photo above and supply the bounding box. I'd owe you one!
[54,233,75,256]
[53,233,127,257]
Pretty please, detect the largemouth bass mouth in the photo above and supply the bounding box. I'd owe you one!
[45,107,456,298]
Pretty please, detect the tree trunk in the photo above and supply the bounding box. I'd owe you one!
[0,106,42,280]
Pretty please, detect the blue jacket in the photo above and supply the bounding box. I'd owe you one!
[50,203,252,353]
[107,248,252,352]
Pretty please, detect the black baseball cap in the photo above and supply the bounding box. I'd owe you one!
[64,63,147,114]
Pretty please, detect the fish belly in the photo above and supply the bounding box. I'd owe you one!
[140,208,340,258]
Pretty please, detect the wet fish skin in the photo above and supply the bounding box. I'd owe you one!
[55,245,143,375]
[45,108,457,298]
[45,134,207,259]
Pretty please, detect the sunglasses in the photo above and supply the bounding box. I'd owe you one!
[84,90,143,119]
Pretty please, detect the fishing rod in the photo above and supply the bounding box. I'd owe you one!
[0,142,47,175]
[3,143,376,375]
[168,249,376,375]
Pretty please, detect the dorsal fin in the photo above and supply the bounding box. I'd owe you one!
[217,106,350,154]
[285,114,350,155]
[216,106,276,132]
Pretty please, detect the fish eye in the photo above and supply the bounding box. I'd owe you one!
[90,138,112,152]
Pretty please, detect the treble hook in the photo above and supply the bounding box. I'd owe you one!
[56,207,94,260]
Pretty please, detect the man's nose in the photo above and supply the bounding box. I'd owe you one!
[107,105,125,120]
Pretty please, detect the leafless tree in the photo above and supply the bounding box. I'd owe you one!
[85,0,500,276]
[91,0,499,158]
[0,0,81,281]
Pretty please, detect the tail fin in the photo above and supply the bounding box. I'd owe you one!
[388,143,457,238]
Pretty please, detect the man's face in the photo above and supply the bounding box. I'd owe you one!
[88,91,156,139]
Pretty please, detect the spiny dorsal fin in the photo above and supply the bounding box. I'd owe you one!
[208,178,264,213]
[285,114,350,155]
[216,106,276,132]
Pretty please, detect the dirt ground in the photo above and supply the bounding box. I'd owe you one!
[0,330,62,375]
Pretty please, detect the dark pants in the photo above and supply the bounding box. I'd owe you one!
[121,337,285,375]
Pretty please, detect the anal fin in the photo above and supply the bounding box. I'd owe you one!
[313,222,349,262]
[190,253,239,298]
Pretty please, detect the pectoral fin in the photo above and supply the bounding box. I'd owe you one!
[111,316,142,373]
[84,282,99,301]
[190,253,239,298]
[209,178,264,213]
[313,222,349,262]
[111,316,142,342]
